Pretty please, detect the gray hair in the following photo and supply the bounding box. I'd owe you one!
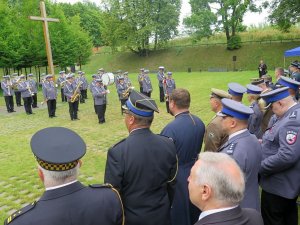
[39,164,79,185]
[196,152,245,205]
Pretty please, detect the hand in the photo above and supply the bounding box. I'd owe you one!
[106,90,110,94]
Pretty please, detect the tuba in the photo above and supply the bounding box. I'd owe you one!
[70,81,83,103]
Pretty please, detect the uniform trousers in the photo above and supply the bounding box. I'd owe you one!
[23,97,33,114]
[15,91,22,106]
[32,93,38,108]
[68,100,79,120]
[159,86,165,102]
[61,89,67,102]
[47,99,56,117]
[95,104,106,123]
[261,190,298,225]
[4,96,14,112]
[80,90,86,103]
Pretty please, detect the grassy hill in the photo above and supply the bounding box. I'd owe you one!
[83,41,300,74]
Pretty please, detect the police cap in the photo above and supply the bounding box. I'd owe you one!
[28,74,33,77]
[217,98,253,120]
[278,76,300,91]
[210,88,231,99]
[290,61,299,68]
[260,87,290,105]
[246,84,262,94]
[228,82,247,96]
[30,127,86,171]
[123,90,159,117]
[251,79,264,85]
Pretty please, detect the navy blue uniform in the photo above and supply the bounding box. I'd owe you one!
[105,128,177,225]
[161,111,205,225]
[248,102,263,138]
[4,182,123,225]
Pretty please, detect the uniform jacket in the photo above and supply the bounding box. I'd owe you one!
[248,102,263,138]
[105,128,177,225]
[161,111,205,225]
[219,130,261,211]
[117,83,128,100]
[42,81,57,100]
[1,81,14,96]
[63,81,76,102]
[79,76,88,90]
[165,79,176,96]
[28,79,37,93]
[89,80,96,92]
[17,81,32,98]
[157,72,165,87]
[142,75,152,93]
[138,74,143,87]
[92,85,107,105]
[204,115,228,152]
[194,206,264,225]
[56,76,66,89]
[260,103,300,199]
[4,181,123,225]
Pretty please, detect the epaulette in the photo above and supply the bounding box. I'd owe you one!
[109,138,126,149]
[289,111,297,120]
[226,143,237,155]
[89,183,113,188]
[5,201,36,225]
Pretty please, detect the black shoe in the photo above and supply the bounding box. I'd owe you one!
[26,112,31,115]
[12,110,16,112]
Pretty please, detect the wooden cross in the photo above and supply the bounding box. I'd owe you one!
[29,1,59,78]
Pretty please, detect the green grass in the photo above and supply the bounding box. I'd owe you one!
[0,71,299,223]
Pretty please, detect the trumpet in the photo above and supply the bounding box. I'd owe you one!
[71,81,83,103]
[122,86,134,98]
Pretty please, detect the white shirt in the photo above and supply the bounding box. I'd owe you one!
[228,129,248,140]
[198,205,238,221]
[46,180,78,191]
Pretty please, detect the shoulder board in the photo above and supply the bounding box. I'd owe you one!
[226,143,237,155]
[157,134,174,143]
[110,138,126,149]
[249,105,254,108]
[89,183,113,189]
[5,201,36,225]
[289,111,297,120]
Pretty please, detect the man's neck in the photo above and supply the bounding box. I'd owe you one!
[174,108,189,117]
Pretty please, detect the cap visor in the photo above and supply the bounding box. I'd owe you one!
[216,111,227,117]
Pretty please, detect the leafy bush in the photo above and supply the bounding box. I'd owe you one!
[227,35,242,50]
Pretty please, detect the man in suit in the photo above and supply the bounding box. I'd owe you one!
[260,87,300,225]
[4,127,124,225]
[161,88,205,225]
[188,152,264,225]
[258,60,267,78]
[105,90,178,225]
[218,99,261,211]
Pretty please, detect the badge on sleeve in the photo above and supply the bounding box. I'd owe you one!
[208,132,215,138]
[286,131,297,145]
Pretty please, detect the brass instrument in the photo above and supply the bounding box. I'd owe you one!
[70,81,83,103]
[6,79,13,96]
[122,86,134,98]
[25,81,35,96]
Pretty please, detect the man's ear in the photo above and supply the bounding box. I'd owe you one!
[38,167,44,182]
[201,184,212,201]
[78,160,82,168]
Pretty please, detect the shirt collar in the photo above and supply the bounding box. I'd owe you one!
[46,180,78,191]
[199,205,238,221]
[228,129,247,140]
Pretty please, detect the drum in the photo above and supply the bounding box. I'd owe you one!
[102,73,115,86]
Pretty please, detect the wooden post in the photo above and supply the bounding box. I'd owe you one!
[29,1,59,79]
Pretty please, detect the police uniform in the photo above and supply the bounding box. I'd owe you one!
[165,72,176,113]
[123,72,131,87]
[27,74,38,108]
[78,71,88,103]
[12,73,23,106]
[260,87,300,225]
[218,99,262,211]
[277,75,300,101]
[56,71,67,102]
[228,82,246,102]
[64,74,80,120]
[105,91,178,225]
[92,79,107,123]
[4,127,124,225]
[117,76,128,114]
[138,68,144,92]
[17,76,33,115]
[161,109,205,225]
[290,62,300,82]
[204,88,231,152]
[115,70,122,88]
[1,75,15,113]
[157,66,166,102]
[246,84,263,138]
[89,74,98,114]
[42,75,57,118]
[141,70,152,97]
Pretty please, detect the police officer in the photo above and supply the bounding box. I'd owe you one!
[138,68,144,93]
[98,68,105,79]
[164,72,176,113]
[105,90,177,225]
[259,87,300,225]
[228,82,247,102]
[117,76,128,115]
[89,74,98,114]
[42,75,57,118]
[64,74,80,121]
[4,127,124,225]
[1,75,15,113]
[17,75,34,115]
[27,74,38,108]
[56,71,67,102]
[78,71,88,103]
[277,75,300,101]
[12,73,23,107]
[218,99,261,211]
[115,70,122,88]
[157,66,166,102]
[141,70,152,97]
[289,61,300,82]
[204,88,231,152]
[92,79,109,124]
[246,84,263,138]
[123,72,131,87]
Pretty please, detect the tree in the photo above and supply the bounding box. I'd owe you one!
[184,0,259,50]
[266,0,300,32]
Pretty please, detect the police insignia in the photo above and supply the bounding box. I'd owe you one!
[286,131,297,145]
[289,111,297,119]
[208,132,215,138]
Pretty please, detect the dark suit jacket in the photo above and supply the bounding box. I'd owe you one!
[5,181,123,225]
[194,206,264,225]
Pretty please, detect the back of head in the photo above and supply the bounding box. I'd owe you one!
[196,152,245,206]
[170,88,190,109]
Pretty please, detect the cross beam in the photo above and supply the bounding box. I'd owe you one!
[29,1,59,78]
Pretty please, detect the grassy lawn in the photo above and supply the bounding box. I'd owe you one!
[0,71,299,223]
